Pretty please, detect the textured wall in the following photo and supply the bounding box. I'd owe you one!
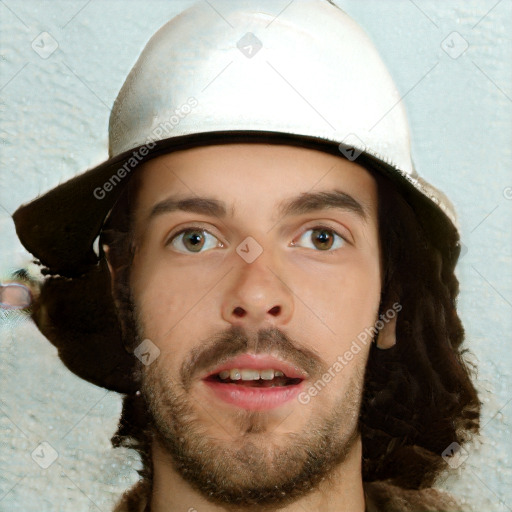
[1,1,511,511]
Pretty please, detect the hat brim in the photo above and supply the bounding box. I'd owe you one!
[13,130,459,277]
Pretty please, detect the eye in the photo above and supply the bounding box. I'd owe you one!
[168,228,223,253]
[292,226,346,251]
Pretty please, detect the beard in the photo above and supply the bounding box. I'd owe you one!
[137,324,365,509]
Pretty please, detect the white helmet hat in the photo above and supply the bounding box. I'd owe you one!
[12,0,461,391]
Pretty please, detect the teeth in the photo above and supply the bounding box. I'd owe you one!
[217,368,286,380]
[260,369,274,380]
[241,369,260,380]
[230,369,241,380]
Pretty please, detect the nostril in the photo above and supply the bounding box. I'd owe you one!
[268,305,281,316]
[233,306,246,317]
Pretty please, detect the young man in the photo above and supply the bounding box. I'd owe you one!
[12,1,479,510]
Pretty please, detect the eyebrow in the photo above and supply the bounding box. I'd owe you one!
[278,190,369,222]
[147,190,368,224]
[148,196,227,221]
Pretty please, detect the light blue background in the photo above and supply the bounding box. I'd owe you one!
[1,1,511,510]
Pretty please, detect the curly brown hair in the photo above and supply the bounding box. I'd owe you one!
[96,147,480,497]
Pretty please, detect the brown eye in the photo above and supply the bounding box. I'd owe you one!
[293,226,345,251]
[311,229,335,250]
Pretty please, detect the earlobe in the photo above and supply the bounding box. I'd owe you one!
[375,313,397,349]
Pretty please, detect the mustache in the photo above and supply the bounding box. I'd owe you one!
[179,325,327,390]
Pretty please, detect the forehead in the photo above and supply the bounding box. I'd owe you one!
[132,143,378,218]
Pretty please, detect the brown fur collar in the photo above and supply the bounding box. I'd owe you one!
[113,479,464,512]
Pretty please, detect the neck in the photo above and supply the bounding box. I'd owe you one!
[149,436,366,512]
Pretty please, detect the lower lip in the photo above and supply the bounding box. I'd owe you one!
[202,380,304,410]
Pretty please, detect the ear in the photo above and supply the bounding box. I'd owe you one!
[102,244,116,289]
[375,313,397,349]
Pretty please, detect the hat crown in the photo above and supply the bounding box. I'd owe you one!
[109,0,412,172]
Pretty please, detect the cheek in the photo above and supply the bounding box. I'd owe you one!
[131,249,178,341]
[131,249,220,345]
[291,253,381,357]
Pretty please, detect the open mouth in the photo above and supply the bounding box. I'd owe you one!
[201,358,306,410]
[205,368,303,388]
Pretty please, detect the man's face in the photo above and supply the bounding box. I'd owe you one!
[128,143,381,505]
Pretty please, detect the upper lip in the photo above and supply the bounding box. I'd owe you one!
[203,353,308,380]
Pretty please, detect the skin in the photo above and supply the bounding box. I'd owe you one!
[108,143,396,511]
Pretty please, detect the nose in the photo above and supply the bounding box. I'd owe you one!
[221,255,294,329]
